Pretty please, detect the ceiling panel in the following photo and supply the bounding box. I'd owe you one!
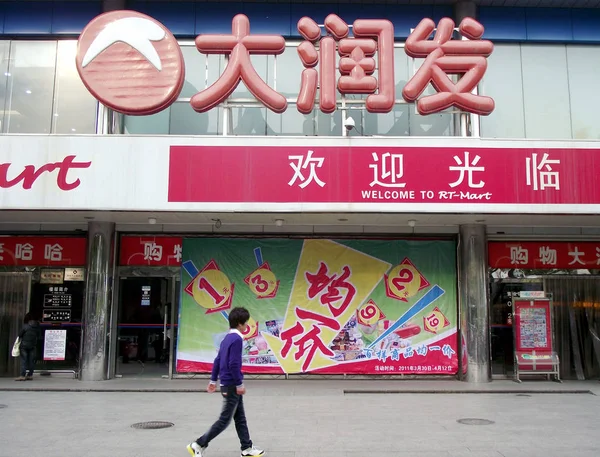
[2,210,600,229]
[20,0,600,8]
[156,0,600,7]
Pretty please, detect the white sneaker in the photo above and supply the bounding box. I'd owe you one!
[187,442,205,457]
[241,446,264,457]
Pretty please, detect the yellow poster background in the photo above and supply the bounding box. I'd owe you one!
[263,239,390,373]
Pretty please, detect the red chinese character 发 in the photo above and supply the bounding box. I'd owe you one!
[191,14,287,113]
[305,262,357,318]
[280,308,340,372]
[296,14,395,115]
[402,17,494,116]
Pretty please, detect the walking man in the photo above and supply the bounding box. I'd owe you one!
[188,307,264,457]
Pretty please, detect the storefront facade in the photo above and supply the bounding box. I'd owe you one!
[1,0,600,382]
[489,241,600,381]
[0,237,86,377]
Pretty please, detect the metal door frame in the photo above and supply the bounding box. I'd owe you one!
[489,277,545,378]
[108,266,180,379]
[0,271,32,377]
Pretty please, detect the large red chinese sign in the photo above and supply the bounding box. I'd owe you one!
[76,11,494,116]
[489,242,600,270]
[119,236,183,266]
[295,15,396,114]
[168,146,600,205]
[0,237,87,266]
[403,18,493,115]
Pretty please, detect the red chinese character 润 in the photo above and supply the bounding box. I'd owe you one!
[305,262,357,318]
[402,17,494,116]
[296,14,395,114]
[280,308,340,372]
[191,14,287,113]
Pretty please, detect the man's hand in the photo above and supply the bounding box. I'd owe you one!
[236,385,246,395]
[207,382,217,393]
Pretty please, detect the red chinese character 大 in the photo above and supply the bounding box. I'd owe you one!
[305,262,357,317]
[280,308,339,372]
[402,17,494,116]
[191,14,287,113]
[296,14,395,114]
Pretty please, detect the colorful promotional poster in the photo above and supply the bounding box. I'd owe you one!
[176,238,458,375]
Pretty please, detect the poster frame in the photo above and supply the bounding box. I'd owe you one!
[512,297,561,383]
[176,237,459,376]
[43,329,68,362]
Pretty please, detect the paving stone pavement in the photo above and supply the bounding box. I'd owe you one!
[1,377,599,394]
[1,379,599,457]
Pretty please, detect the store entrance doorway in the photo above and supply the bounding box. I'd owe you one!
[489,278,544,377]
[0,272,31,377]
[113,273,179,378]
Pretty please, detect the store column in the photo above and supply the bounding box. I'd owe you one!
[454,0,478,137]
[458,224,491,383]
[454,0,477,21]
[98,0,124,134]
[102,0,125,12]
[80,222,115,381]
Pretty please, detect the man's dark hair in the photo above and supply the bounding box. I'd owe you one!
[229,307,250,329]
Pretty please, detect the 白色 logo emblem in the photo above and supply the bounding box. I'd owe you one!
[76,10,185,116]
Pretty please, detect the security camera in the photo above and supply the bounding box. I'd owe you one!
[344,116,356,131]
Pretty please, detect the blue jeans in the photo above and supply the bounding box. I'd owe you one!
[197,385,252,450]
[20,347,36,377]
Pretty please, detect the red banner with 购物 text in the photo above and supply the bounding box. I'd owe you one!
[119,236,183,266]
[488,241,600,269]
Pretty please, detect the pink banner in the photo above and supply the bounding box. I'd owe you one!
[168,146,600,205]
[176,333,458,375]
[489,241,600,269]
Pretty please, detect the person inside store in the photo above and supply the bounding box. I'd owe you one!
[16,312,42,381]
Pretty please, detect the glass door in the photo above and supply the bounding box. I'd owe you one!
[115,276,176,378]
[0,272,31,377]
